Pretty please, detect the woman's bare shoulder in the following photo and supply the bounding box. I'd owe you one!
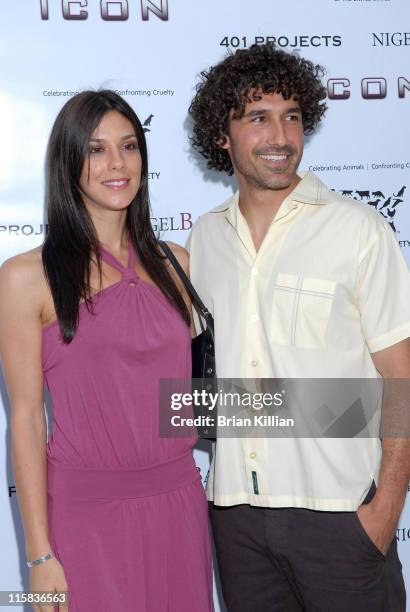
[0,246,46,297]
[164,241,189,274]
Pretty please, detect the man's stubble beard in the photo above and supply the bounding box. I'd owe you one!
[231,146,303,192]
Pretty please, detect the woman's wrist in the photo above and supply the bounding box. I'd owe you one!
[26,538,53,562]
[26,551,54,568]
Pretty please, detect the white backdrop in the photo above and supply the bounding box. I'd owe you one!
[1,1,409,610]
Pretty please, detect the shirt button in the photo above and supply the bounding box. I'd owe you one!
[251,314,259,322]
[251,268,259,276]
[251,360,258,367]
[249,452,256,459]
[129,280,137,287]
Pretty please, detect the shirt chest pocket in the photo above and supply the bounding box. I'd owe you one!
[271,273,336,349]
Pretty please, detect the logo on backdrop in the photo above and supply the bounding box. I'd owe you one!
[397,527,410,543]
[327,77,410,99]
[0,212,192,237]
[335,186,406,233]
[219,35,342,50]
[40,0,169,21]
[114,89,175,98]
[0,224,49,237]
[151,212,193,233]
[142,114,154,133]
[372,32,410,47]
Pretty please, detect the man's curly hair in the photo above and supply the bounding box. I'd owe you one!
[189,44,327,175]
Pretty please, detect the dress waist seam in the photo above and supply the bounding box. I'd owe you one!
[47,451,200,500]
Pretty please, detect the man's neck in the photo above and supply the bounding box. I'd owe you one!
[237,175,301,251]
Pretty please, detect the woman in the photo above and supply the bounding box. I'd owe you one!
[0,90,213,611]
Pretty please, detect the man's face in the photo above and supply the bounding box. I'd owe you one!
[221,91,304,191]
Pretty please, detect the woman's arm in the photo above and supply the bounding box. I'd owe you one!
[0,251,67,604]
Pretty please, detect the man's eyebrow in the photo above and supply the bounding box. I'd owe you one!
[285,107,302,114]
[242,108,269,118]
[242,106,302,118]
[89,133,137,142]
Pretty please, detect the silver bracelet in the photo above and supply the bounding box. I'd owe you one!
[26,552,54,568]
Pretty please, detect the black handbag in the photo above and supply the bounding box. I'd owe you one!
[159,241,216,382]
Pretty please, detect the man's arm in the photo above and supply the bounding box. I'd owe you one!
[357,337,410,554]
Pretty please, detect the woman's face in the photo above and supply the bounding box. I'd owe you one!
[79,110,142,215]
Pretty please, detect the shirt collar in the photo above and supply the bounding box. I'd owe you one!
[216,171,332,228]
[291,171,334,206]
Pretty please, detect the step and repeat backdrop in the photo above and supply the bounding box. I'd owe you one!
[1,1,409,610]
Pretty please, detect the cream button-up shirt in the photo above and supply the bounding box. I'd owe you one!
[188,172,410,511]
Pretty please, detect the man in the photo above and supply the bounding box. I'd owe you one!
[187,44,410,611]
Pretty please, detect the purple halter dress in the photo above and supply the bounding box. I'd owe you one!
[42,242,213,611]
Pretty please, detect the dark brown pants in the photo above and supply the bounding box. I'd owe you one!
[209,489,405,611]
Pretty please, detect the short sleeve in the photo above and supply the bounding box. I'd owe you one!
[357,221,410,353]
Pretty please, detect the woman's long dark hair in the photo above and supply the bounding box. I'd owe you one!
[42,89,189,342]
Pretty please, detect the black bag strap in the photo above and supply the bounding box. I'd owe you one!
[159,241,211,321]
